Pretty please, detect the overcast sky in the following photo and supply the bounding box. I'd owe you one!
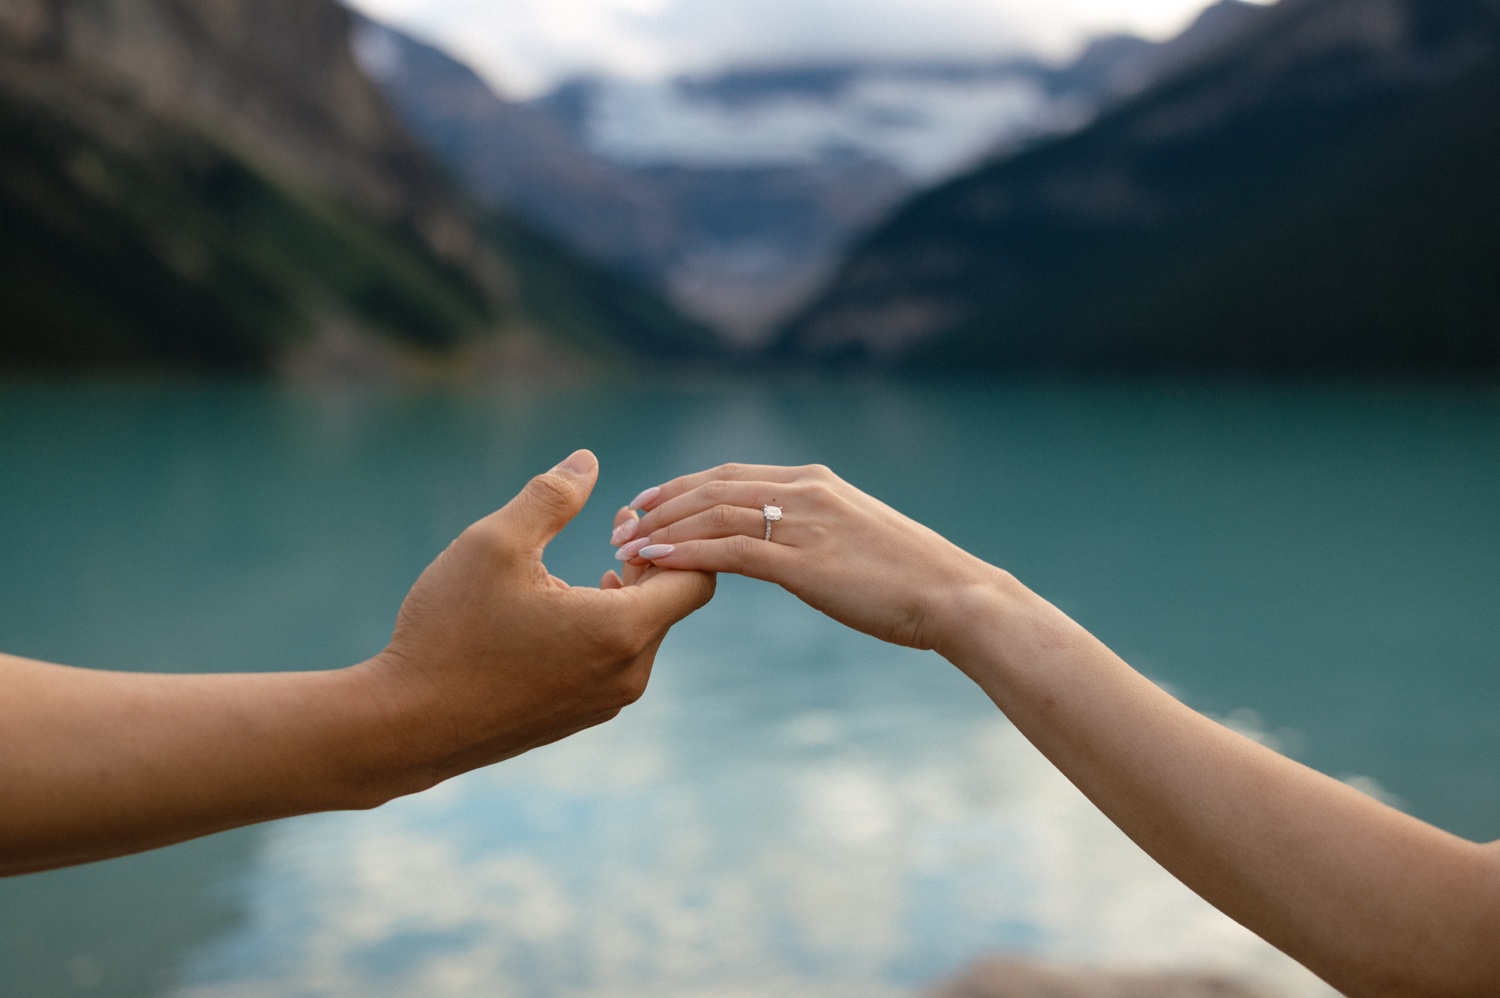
[345,0,1240,99]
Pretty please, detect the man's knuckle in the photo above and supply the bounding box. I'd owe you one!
[616,614,655,652]
[611,611,655,655]
[570,614,622,662]
[615,668,650,706]
[592,620,632,658]
[461,521,511,558]
[528,473,575,512]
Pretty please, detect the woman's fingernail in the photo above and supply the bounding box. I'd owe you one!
[629,487,661,510]
[610,519,640,545]
[638,544,675,561]
[615,538,650,562]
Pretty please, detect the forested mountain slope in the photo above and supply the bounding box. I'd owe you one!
[782,0,1500,374]
[0,0,708,375]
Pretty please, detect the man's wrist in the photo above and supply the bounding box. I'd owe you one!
[318,656,446,812]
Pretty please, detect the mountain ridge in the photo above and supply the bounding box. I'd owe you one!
[779,0,1500,374]
[354,6,1268,345]
[0,0,710,375]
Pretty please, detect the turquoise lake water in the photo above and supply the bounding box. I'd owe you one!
[1,378,1497,997]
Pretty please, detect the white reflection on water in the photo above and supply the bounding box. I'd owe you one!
[172,596,1342,998]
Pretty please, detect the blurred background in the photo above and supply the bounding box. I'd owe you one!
[1,0,1498,995]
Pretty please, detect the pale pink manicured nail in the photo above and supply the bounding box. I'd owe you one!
[610,518,640,545]
[615,538,650,561]
[638,544,675,561]
[629,487,661,510]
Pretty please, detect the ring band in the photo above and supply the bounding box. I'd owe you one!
[762,504,783,542]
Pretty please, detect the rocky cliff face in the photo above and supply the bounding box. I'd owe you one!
[1,0,498,282]
[0,0,714,374]
[351,14,682,284]
[928,956,1266,998]
[0,0,519,372]
[782,0,1500,374]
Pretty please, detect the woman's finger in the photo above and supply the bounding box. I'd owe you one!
[639,503,771,547]
[635,535,795,583]
[609,505,641,547]
[635,480,795,539]
[604,507,652,583]
[632,463,821,513]
[620,558,648,585]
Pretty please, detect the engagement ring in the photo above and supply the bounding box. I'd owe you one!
[762,505,783,542]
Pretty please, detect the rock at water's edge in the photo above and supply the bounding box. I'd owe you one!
[928,956,1267,998]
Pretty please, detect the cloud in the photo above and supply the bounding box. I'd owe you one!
[344,0,1237,98]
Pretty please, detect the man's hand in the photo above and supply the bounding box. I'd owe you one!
[358,450,715,795]
[0,449,709,875]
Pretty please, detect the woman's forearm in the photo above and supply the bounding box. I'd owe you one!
[621,462,1500,994]
[937,572,1500,997]
[0,652,403,875]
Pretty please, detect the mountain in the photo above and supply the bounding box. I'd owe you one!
[780,0,1500,374]
[355,11,1261,346]
[351,17,905,344]
[1055,0,1268,99]
[349,16,683,290]
[0,0,708,376]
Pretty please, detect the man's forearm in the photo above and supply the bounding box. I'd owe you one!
[937,573,1500,997]
[0,452,713,877]
[0,653,411,876]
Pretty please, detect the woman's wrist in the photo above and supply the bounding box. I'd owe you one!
[928,566,1019,661]
[929,568,1084,694]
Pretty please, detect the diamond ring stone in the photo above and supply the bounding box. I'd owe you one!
[762,505,783,541]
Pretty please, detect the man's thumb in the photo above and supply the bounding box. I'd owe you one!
[496,449,599,549]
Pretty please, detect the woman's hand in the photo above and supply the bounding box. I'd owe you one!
[610,463,1001,651]
[606,463,1500,998]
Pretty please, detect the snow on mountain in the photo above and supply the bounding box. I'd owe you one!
[356,3,1267,345]
[564,68,1082,182]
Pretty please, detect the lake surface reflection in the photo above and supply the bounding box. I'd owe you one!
[2,378,1497,997]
